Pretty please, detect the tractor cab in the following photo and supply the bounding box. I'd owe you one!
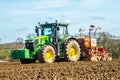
[35,21,69,40]
[35,21,70,57]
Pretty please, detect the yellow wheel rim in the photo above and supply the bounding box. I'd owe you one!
[45,50,53,60]
[69,46,77,57]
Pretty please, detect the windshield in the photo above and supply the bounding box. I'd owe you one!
[42,27,55,36]
[44,28,52,35]
[41,25,68,38]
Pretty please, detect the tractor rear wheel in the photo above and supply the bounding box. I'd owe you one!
[65,39,80,61]
[38,45,56,63]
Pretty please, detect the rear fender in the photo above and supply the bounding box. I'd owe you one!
[64,37,79,46]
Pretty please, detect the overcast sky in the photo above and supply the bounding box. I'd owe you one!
[0,0,120,43]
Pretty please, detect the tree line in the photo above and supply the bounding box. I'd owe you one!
[97,32,120,58]
[0,32,120,58]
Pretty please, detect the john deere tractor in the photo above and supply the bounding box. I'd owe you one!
[11,21,81,63]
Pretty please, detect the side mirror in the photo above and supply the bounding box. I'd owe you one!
[35,26,38,33]
[35,26,40,36]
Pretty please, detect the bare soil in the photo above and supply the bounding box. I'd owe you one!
[0,59,120,80]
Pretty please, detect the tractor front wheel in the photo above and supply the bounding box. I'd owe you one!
[38,45,56,63]
[65,39,80,61]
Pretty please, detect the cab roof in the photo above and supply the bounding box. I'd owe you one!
[40,23,69,27]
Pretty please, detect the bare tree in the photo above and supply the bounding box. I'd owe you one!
[16,37,24,49]
[26,33,36,38]
[16,37,23,44]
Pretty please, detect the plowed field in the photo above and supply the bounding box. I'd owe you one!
[0,59,120,80]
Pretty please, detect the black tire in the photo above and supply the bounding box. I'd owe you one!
[65,39,81,61]
[38,45,56,63]
[20,59,36,64]
[80,51,89,61]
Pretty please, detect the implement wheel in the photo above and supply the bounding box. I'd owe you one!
[107,57,112,61]
[38,45,56,63]
[65,39,80,61]
[101,55,112,61]
[90,56,99,61]
[101,52,112,61]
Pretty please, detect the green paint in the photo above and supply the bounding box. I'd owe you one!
[11,35,51,59]
[11,49,30,59]
[11,22,75,62]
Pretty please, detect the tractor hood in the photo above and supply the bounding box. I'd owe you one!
[36,36,51,45]
[11,36,51,59]
[25,36,51,46]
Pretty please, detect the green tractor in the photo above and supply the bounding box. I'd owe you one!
[11,21,81,63]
